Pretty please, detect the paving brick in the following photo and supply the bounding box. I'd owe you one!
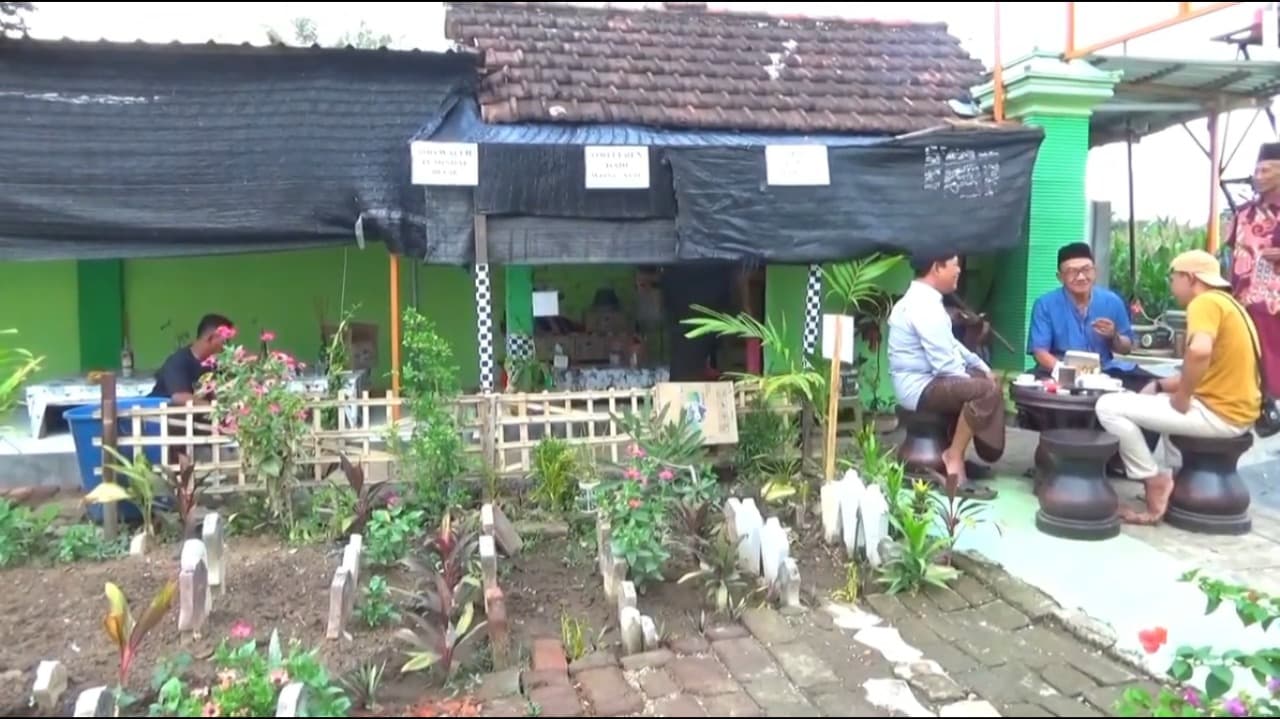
[991,576,1057,621]
[769,642,840,689]
[713,638,781,683]
[621,649,674,672]
[894,618,944,648]
[569,651,618,676]
[741,608,796,646]
[1039,694,1106,717]
[705,624,749,641]
[478,668,522,700]
[899,590,934,617]
[812,688,885,717]
[924,584,971,612]
[953,575,997,606]
[961,662,1057,705]
[652,695,708,717]
[528,684,582,717]
[1084,682,1161,715]
[481,697,528,717]
[670,655,739,696]
[866,593,912,623]
[701,692,763,717]
[670,635,711,655]
[743,676,821,717]
[973,601,1031,631]
[918,641,980,676]
[533,638,569,672]
[523,669,570,691]
[577,667,644,716]
[638,669,680,699]
[906,669,966,703]
[1067,651,1137,687]
[1041,662,1099,698]
[1006,702,1056,717]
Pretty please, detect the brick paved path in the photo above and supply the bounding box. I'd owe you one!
[474,554,1160,717]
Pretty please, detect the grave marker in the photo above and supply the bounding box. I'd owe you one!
[596,516,613,578]
[129,532,149,557]
[342,536,363,588]
[729,498,763,576]
[479,535,499,591]
[859,486,891,567]
[620,607,644,655]
[606,556,629,601]
[481,504,496,536]
[617,580,638,618]
[202,512,226,588]
[32,660,67,712]
[325,566,354,640]
[276,682,308,717]
[490,504,523,556]
[840,479,867,558]
[779,558,802,611]
[760,517,790,585]
[485,585,512,670]
[72,686,115,717]
[178,539,210,636]
[640,615,660,651]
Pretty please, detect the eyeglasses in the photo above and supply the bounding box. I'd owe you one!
[1061,266,1095,279]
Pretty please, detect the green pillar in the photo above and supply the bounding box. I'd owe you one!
[764,264,806,374]
[76,259,124,371]
[973,52,1120,371]
[504,265,534,359]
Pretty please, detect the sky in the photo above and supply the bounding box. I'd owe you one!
[21,1,1280,226]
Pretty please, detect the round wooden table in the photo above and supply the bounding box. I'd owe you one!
[1009,383,1110,477]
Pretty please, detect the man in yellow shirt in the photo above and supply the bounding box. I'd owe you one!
[1095,250,1261,525]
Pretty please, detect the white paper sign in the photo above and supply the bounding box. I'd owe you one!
[532,291,559,318]
[765,145,830,186]
[411,141,479,186]
[823,314,855,364]
[585,146,650,189]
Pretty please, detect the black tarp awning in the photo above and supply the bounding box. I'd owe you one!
[0,39,474,261]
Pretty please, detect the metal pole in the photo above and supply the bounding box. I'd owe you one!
[1126,124,1137,304]
[1207,110,1223,252]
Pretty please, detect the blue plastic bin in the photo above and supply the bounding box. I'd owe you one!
[65,397,170,524]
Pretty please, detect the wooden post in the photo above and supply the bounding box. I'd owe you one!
[823,319,843,482]
[99,373,119,540]
[1206,109,1222,253]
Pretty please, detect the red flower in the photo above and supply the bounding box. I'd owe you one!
[1138,627,1168,654]
[628,498,642,510]
[216,325,236,340]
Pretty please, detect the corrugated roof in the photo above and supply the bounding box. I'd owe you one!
[0,35,468,58]
[1086,54,1280,147]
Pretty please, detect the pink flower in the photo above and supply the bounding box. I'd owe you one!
[384,490,401,507]
[199,382,216,396]
[628,498,642,510]
[234,346,245,361]
[624,468,641,481]
[253,383,267,397]
[1182,688,1202,709]
[201,356,217,368]
[260,331,275,343]
[229,620,253,640]
[659,469,674,482]
[202,701,221,717]
[295,410,307,421]
[220,419,238,434]
[215,325,236,340]
[628,443,645,458]
[269,403,281,415]
[217,670,237,690]
[1224,697,1247,717]
[238,405,251,416]
[269,668,290,687]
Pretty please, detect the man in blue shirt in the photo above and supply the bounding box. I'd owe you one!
[888,252,1004,494]
[1028,243,1147,388]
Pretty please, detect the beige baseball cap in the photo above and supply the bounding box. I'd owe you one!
[1170,250,1231,289]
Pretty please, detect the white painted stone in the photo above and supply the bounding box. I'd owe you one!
[853,626,923,665]
[940,700,1002,717]
[821,475,858,545]
[276,682,309,716]
[859,486,891,568]
[481,504,496,537]
[478,535,499,591]
[731,498,764,576]
[723,498,743,542]
[863,679,935,718]
[202,512,226,587]
[32,660,67,712]
[341,533,362,587]
[619,607,644,655]
[760,517,790,585]
[640,615,660,651]
[617,580,638,618]
[178,539,210,635]
[893,660,947,681]
[778,558,802,610]
[596,517,613,579]
[605,556,629,601]
[823,603,883,632]
[72,686,116,717]
[839,478,866,558]
[325,566,355,640]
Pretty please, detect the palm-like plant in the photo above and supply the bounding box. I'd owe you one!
[681,307,825,404]
[823,254,906,315]
[0,329,42,421]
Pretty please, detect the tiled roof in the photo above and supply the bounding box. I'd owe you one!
[444,1,986,134]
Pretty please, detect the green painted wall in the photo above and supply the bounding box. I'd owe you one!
[0,260,81,379]
[764,265,807,374]
[77,259,125,372]
[505,266,534,338]
[530,265,637,324]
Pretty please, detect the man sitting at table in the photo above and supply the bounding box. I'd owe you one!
[888,252,1004,492]
[1095,251,1260,525]
[1028,242,1150,390]
[148,313,233,405]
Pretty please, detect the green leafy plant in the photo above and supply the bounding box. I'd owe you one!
[338,453,388,537]
[678,533,755,615]
[823,253,907,316]
[929,478,999,561]
[681,308,825,405]
[1110,217,1204,319]
[758,440,808,525]
[877,508,957,595]
[560,614,590,662]
[0,328,43,421]
[151,630,351,717]
[56,524,127,563]
[83,446,162,538]
[614,404,706,468]
[601,465,670,589]
[736,401,799,484]
[397,513,485,682]
[103,580,177,685]
[320,306,356,431]
[505,353,553,393]
[365,503,426,567]
[359,575,401,629]
[160,453,209,539]
[340,660,386,713]
[831,562,861,604]
[0,498,56,567]
[530,438,580,515]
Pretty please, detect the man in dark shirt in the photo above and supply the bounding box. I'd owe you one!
[149,314,233,404]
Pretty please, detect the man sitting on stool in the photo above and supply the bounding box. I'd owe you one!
[1095,251,1260,525]
[888,252,1005,492]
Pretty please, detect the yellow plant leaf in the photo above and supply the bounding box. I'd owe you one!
[103,582,132,648]
[84,483,132,505]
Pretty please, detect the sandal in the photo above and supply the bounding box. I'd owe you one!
[922,468,998,501]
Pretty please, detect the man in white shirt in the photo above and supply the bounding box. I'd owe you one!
[888,253,1004,490]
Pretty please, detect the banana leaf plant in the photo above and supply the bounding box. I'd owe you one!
[104,580,177,685]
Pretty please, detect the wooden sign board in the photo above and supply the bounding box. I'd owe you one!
[653,382,739,445]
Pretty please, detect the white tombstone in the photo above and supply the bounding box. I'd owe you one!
[202,513,226,588]
[342,533,363,585]
[129,532,149,557]
[596,517,613,578]
[731,498,764,576]
[778,558,802,610]
[859,486,891,568]
[178,539,211,635]
[760,517,791,586]
[72,686,115,717]
[620,606,644,655]
[481,504,496,537]
[641,615,660,651]
[276,682,308,717]
[325,565,355,640]
[605,556,629,601]
[479,535,499,591]
[617,580,638,618]
[840,478,867,558]
[724,498,743,542]
[32,660,67,712]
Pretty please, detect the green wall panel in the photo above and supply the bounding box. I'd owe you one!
[76,259,124,372]
[0,260,81,380]
[764,265,806,374]
[505,266,534,338]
